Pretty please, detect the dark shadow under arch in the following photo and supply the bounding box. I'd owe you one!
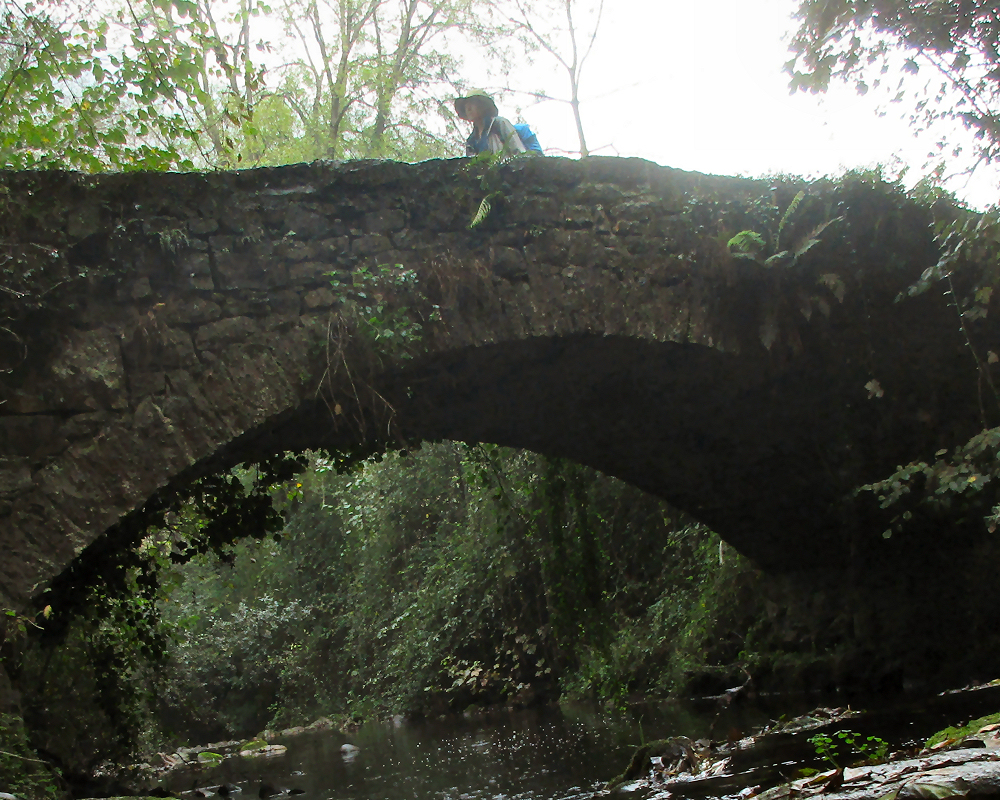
[181,333,872,572]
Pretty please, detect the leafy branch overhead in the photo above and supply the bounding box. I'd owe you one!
[862,207,1000,540]
[786,0,1000,168]
[0,0,259,171]
[858,426,1000,539]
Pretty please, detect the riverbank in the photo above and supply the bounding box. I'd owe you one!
[611,683,1000,800]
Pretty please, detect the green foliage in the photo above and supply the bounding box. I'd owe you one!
[904,209,1000,310]
[0,713,63,800]
[727,190,842,269]
[860,205,1000,539]
[154,443,746,729]
[2,0,503,173]
[470,196,495,229]
[240,0,510,164]
[466,150,520,229]
[786,0,1000,165]
[808,730,889,769]
[329,263,428,360]
[925,711,1000,749]
[16,576,175,777]
[8,454,307,769]
[0,0,261,171]
[858,426,1000,539]
[726,230,767,259]
[716,185,849,351]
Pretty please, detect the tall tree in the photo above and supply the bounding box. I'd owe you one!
[268,0,379,161]
[365,0,474,157]
[127,0,268,166]
[245,0,504,164]
[1,0,196,170]
[502,0,604,157]
[786,0,1000,169]
[0,0,261,171]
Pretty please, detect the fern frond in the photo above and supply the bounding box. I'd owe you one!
[764,250,791,268]
[793,217,843,259]
[470,197,492,229]
[727,230,767,256]
[776,190,806,250]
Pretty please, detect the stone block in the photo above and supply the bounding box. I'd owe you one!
[364,209,406,233]
[220,207,262,235]
[568,183,629,205]
[0,459,32,496]
[290,261,333,283]
[285,205,330,238]
[562,205,597,226]
[523,230,573,266]
[66,203,100,239]
[505,194,562,225]
[262,313,302,333]
[194,316,258,348]
[209,234,235,253]
[189,217,219,235]
[276,240,316,261]
[0,414,59,458]
[131,277,152,299]
[180,252,214,290]
[565,230,602,267]
[304,288,336,309]
[612,199,663,222]
[267,291,303,316]
[491,247,528,281]
[214,240,288,290]
[222,297,253,317]
[122,326,198,371]
[48,328,128,411]
[130,371,166,398]
[316,236,350,258]
[133,396,173,432]
[164,298,223,325]
[57,411,111,443]
[353,234,392,256]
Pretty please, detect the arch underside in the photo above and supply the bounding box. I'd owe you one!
[212,333,875,572]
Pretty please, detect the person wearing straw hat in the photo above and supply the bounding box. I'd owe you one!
[454,93,540,157]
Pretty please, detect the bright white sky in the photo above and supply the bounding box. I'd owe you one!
[487,0,1000,209]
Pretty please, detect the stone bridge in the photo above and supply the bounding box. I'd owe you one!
[0,157,994,611]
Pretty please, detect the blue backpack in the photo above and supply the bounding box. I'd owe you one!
[514,123,543,153]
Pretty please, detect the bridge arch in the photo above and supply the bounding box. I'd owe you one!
[0,157,989,610]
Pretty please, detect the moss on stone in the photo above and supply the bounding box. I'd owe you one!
[925,711,1000,748]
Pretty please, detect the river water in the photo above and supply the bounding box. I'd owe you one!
[164,688,1000,800]
[165,697,809,800]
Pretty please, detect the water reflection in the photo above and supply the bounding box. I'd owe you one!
[163,685,1000,800]
[167,703,719,800]
[166,697,831,800]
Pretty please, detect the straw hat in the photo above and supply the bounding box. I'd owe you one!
[453,93,498,120]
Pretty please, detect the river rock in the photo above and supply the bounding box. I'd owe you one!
[239,744,287,758]
[340,743,360,762]
[754,749,1000,800]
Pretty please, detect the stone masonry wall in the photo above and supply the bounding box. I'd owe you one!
[0,157,992,612]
